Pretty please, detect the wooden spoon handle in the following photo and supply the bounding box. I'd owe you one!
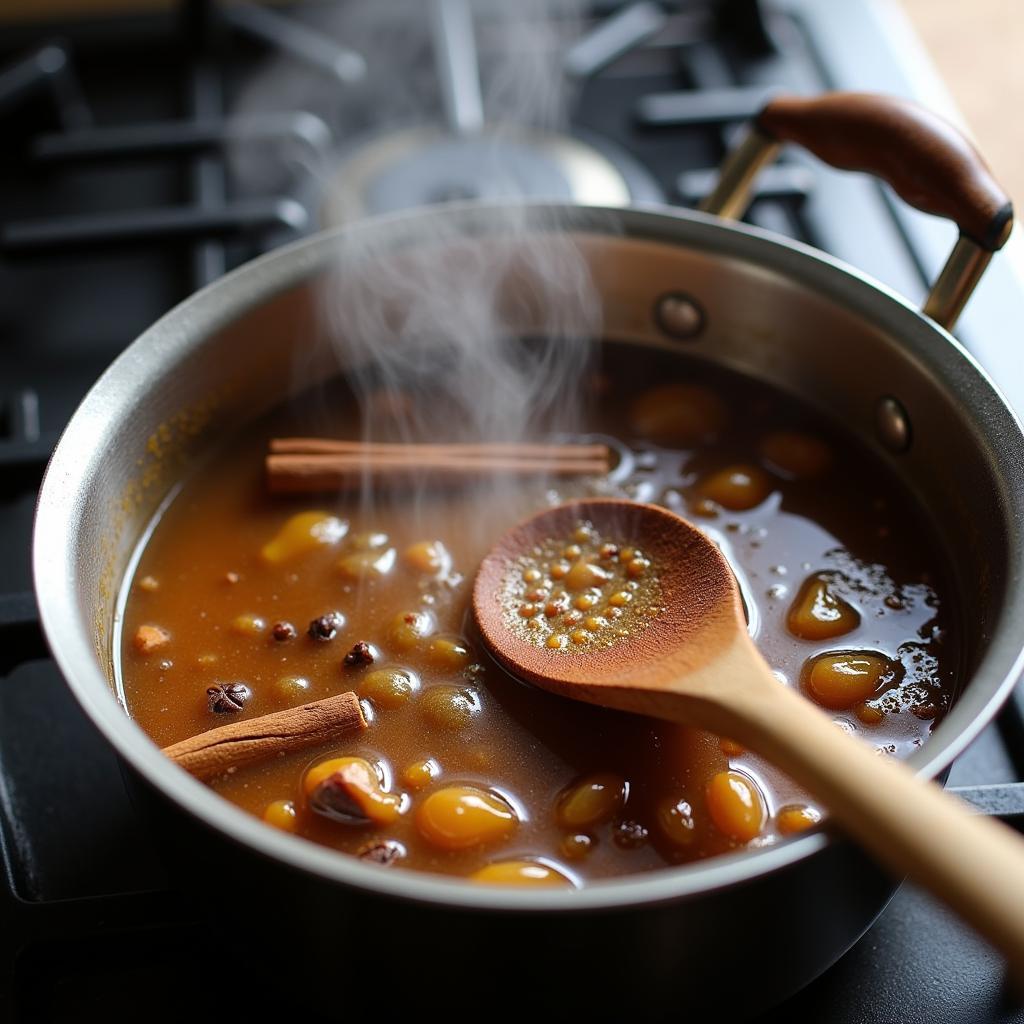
[712,642,1024,984]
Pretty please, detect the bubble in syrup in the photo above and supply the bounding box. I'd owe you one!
[625,481,656,502]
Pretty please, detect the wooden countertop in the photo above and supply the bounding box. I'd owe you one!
[899,0,1023,206]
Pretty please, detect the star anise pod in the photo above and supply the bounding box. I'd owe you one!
[207,682,250,714]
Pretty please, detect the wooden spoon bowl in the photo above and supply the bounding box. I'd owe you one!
[473,498,1024,983]
[475,498,765,736]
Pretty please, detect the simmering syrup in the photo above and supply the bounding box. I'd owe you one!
[119,344,957,885]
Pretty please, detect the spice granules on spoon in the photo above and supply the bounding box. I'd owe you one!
[500,520,664,652]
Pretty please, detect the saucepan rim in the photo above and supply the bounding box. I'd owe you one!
[32,200,1024,912]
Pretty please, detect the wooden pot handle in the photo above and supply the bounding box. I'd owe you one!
[700,91,1014,329]
[757,92,1011,251]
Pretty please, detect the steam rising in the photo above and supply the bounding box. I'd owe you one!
[231,1,586,188]
[317,203,603,541]
[233,1,607,538]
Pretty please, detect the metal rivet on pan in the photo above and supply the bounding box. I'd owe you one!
[654,293,705,340]
[875,396,911,453]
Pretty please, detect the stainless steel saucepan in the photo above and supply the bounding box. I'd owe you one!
[33,93,1024,1017]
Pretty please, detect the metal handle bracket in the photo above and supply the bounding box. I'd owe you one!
[699,93,1014,331]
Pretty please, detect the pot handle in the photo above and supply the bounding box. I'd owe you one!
[700,92,1013,331]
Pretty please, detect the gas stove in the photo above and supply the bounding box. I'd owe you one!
[2,2,1023,1020]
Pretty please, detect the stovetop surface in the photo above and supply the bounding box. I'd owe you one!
[2,2,1023,1021]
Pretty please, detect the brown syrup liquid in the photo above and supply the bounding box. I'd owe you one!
[119,343,957,883]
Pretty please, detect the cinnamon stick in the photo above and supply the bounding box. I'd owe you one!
[270,438,611,460]
[161,690,366,781]
[265,440,612,495]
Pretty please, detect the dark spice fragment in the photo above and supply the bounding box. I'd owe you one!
[344,641,376,667]
[910,701,939,720]
[308,611,345,641]
[309,775,370,825]
[271,621,297,642]
[358,839,407,866]
[207,682,250,714]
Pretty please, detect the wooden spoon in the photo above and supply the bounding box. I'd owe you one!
[473,498,1024,980]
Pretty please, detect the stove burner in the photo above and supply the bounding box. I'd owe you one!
[320,125,663,224]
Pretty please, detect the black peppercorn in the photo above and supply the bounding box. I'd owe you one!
[344,641,376,667]
[207,682,250,714]
[271,621,297,642]
[308,611,345,641]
